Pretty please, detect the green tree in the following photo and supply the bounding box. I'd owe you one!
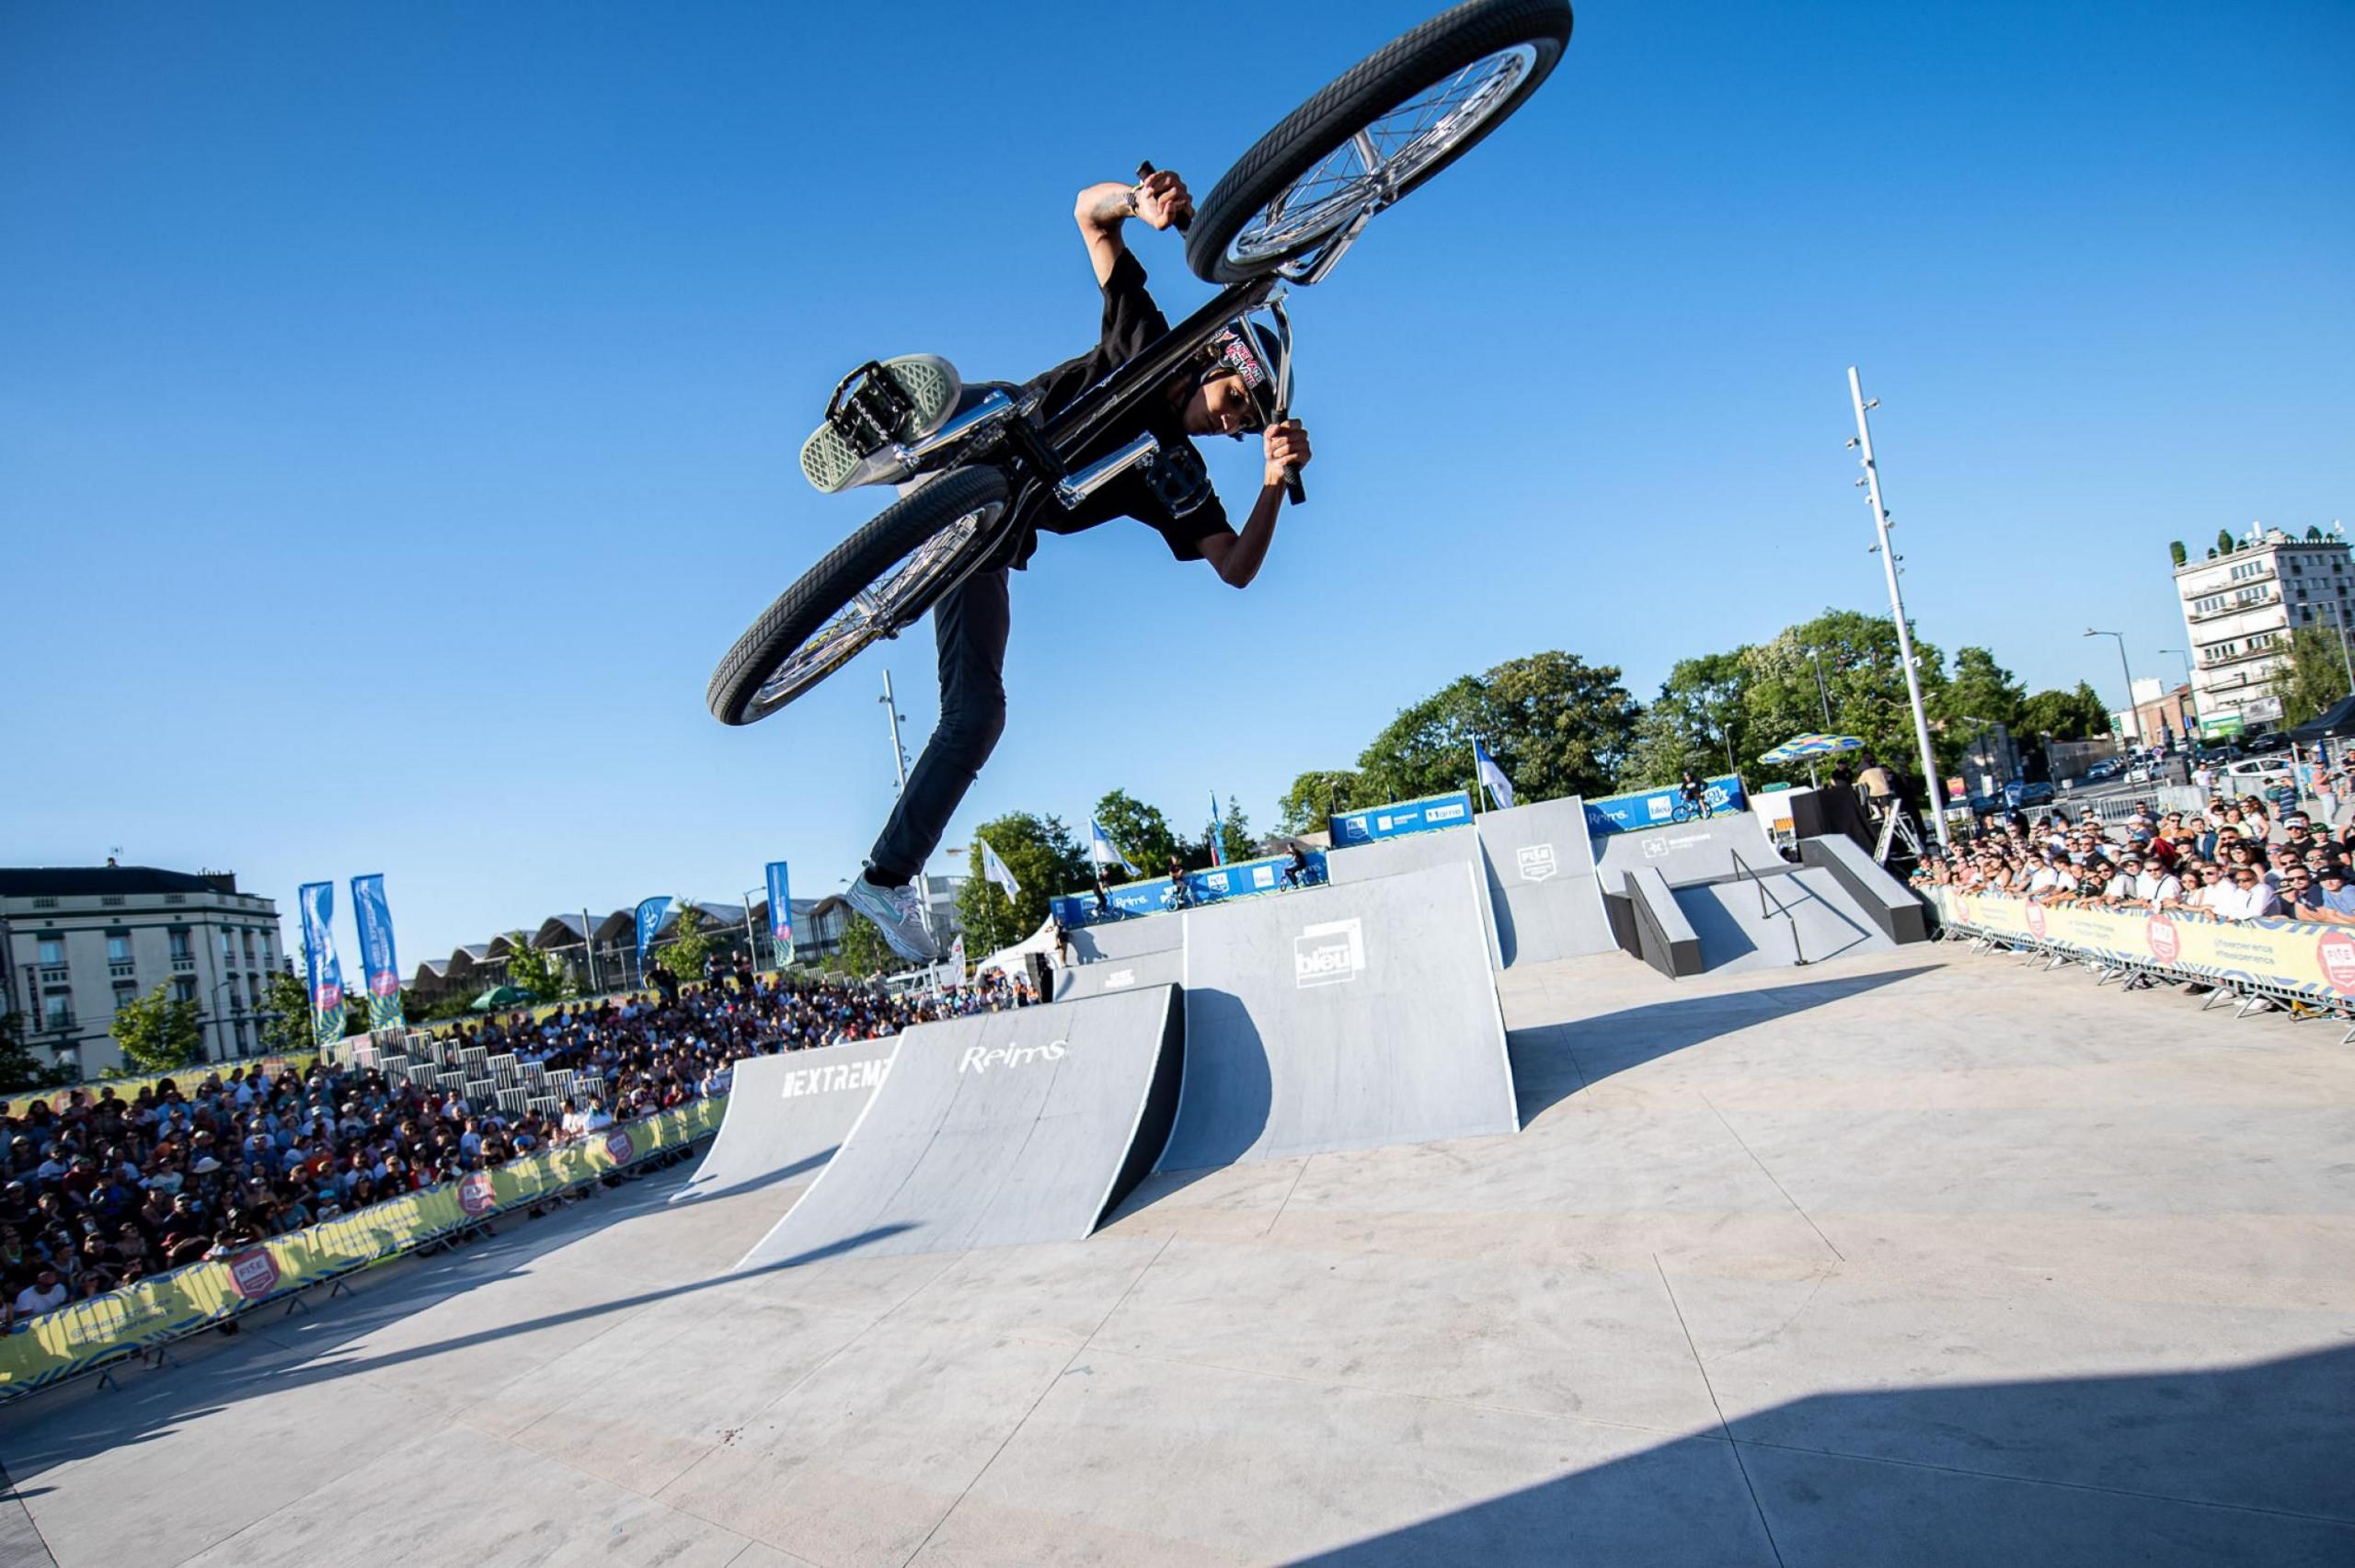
[502,934,577,1004]
[1619,650,1749,788]
[2016,682,2112,741]
[2278,625,2349,727]
[2169,540,2188,567]
[1215,795,1254,864]
[1276,770,1367,835]
[1937,647,2027,733]
[1092,790,1178,878]
[2216,528,2236,555]
[109,982,205,1075]
[1357,652,1641,807]
[0,1012,70,1095]
[834,914,893,975]
[656,904,714,981]
[259,971,317,1056]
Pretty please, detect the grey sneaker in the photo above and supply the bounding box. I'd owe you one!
[799,355,961,494]
[843,874,938,964]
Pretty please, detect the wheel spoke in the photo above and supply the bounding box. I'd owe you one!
[1228,44,1537,268]
[750,502,997,716]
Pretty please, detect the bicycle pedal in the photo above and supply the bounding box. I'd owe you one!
[800,355,961,494]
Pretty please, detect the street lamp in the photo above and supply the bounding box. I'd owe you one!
[2316,600,2355,699]
[2084,629,2142,749]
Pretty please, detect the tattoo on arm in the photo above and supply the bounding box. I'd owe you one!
[1083,187,1135,227]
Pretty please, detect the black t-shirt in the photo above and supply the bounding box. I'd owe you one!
[1015,251,1235,567]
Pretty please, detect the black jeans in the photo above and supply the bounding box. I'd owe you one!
[867,565,1009,884]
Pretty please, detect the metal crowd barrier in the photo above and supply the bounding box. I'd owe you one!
[1932,893,2355,1040]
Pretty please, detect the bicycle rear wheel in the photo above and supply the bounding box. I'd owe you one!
[706,466,1008,727]
[1186,0,1572,284]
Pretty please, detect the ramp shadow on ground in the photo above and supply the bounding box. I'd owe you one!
[0,1168,909,1480]
[1510,967,1936,1127]
[668,1143,835,1205]
[1286,1345,2355,1566]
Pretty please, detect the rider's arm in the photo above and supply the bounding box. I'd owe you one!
[1074,171,1191,286]
[1199,421,1312,589]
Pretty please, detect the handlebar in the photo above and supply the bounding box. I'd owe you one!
[1140,160,1304,507]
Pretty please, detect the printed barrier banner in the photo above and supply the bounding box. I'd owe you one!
[297,881,347,1044]
[1329,791,1475,847]
[1048,851,1327,929]
[1930,887,2355,1001]
[1584,775,1747,837]
[0,1096,727,1401]
[350,874,405,1032]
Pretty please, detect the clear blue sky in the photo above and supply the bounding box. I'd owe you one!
[6,1,2350,964]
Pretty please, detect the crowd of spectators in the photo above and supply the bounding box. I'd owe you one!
[0,966,1039,1329]
[1915,794,2355,997]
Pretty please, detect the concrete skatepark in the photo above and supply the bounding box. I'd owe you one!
[0,807,2348,1564]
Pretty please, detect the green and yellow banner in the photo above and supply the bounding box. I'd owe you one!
[0,1096,727,1400]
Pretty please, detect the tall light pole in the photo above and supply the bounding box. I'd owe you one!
[2084,629,2141,748]
[877,670,935,941]
[1807,647,1835,727]
[1846,367,1948,850]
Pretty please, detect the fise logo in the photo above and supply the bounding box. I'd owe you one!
[603,1128,635,1164]
[457,1172,498,1218]
[226,1248,281,1300]
[2145,916,2179,964]
[1517,843,1557,883]
[2317,931,2355,993]
[1295,918,1365,990]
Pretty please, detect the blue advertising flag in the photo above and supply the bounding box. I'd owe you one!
[763,863,794,969]
[348,874,406,1031]
[296,881,347,1044]
[1208,791,1224,867]
[634,897,672,973]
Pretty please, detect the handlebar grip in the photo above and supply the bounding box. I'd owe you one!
[1283,465,1306,505]
[1135,160,1189,233]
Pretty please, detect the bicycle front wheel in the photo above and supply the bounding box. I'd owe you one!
[1186,0,1572,284]
[706,466,1008,726]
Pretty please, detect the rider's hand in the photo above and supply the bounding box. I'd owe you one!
[1134,169,1193,232]
[1262,419,1311,489]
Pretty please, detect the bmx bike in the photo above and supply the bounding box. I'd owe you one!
[1671,795,1717,823]
[706,0,1573,727]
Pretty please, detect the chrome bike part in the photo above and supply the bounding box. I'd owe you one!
[742,498,1005,723]
[1224,42,1542,274]
[1053,431,1162,509]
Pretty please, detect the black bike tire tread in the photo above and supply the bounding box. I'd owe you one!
[1186,0,1572,284]
[706,466,1008,726]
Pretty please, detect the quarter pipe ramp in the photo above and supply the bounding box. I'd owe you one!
[736,985,1184,1266]
[669,1035,897,1205]
[1156,859,1518,1171]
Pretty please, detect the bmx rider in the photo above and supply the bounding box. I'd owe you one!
[844,168,1314,960]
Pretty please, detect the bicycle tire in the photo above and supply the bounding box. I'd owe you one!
[1185,0,1572,285]
[706,466,1009,727]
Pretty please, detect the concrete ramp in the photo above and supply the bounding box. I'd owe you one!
[1158,859,1517,1171]
[670,1035,896,1205]
[1672,866,1895,975]
[1473,795,1616,967]
[1055,944,1186,1001]
[737,986,1183,1266]
[1068,915,1184,965]
[1594,810,1782,892]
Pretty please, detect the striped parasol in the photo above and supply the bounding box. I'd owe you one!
[1760,733,1865,765]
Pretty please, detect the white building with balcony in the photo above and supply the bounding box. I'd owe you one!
[0,866,286,1080]
[2173,524,2353,737]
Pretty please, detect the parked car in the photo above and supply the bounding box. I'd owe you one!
[2244,731,2293,754]
[2017,781,2056,806]
[2223,756,2293,789]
